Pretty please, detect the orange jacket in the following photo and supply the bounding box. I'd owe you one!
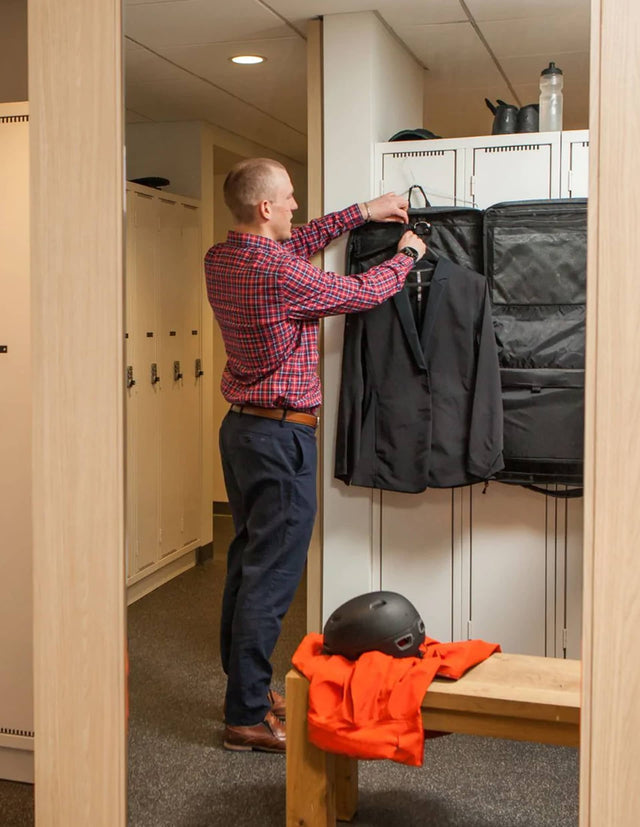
[292,633,500,766]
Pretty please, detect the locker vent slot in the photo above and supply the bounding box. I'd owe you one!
[146,332,154,337]
[484,145,542,153]
[191,330,198,335]
[169,330,176,336]
[391,150,446,158]
[0,115,29,123]
[1,725,35,737]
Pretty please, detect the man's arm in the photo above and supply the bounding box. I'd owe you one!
[283,193,410,260]
[279,229,426,319]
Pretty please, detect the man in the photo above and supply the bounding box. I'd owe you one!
[205,157,426,753]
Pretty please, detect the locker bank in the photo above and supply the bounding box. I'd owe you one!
[1,0,639,824]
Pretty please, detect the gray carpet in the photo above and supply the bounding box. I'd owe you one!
[0,514,579,825]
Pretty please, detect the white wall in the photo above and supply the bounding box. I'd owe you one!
[321,12,424,620]
[125,121,203,198]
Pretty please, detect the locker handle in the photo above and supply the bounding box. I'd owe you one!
[151,363,160,385]
[173,360,183,381]
[195,358,204,378]
[126,366,136,389]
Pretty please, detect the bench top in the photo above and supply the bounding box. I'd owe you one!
[423,652,581,725]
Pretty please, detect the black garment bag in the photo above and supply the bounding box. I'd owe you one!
[483,199,587,487]
[337,201,503,493]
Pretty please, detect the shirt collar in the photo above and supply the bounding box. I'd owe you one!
[226,230,282,251]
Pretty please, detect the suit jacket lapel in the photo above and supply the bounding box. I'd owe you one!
[392,289,428,372]
[421,257,451,354]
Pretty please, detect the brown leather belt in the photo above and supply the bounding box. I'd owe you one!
[230,404,318,429]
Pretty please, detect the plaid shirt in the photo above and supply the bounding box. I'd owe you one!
[204,204,412,410]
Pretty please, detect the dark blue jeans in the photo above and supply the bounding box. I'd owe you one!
[219,409,317,726]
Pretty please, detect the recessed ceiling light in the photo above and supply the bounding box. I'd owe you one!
[230,55,265,65]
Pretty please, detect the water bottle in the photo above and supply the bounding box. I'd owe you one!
[539,62,563,131]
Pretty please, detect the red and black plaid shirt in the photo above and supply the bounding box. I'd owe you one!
[204,204,412,410]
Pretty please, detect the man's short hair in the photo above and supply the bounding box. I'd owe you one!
[223,158,287,223]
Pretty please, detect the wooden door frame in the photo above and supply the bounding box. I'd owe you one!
[29,0,126,824]
[27,0,640,824]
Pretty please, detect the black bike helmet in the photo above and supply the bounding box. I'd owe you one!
[322,591,425,660]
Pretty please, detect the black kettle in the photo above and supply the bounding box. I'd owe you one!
[485,98,518,134]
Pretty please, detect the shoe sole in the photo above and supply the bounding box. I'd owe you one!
[223,740,285,754]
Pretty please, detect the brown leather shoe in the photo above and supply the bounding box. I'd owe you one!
[268,689,286,720]
[223,711,286,753]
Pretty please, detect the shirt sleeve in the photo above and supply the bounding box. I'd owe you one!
[278,249,413,319]
[282,204,365,260]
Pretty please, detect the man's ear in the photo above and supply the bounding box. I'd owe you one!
[257,200,271,221]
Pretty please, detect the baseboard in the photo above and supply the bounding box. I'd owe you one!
[196,542,213,565]
[213,501,231,515]
[0,737,34,783]
[127,550,196,605]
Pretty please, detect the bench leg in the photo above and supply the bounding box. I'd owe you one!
[286,669,337,826]
[335,755,358,822]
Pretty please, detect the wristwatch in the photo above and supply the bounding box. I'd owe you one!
[399,246,420,261]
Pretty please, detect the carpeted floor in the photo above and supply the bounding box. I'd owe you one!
[0,514,579,826]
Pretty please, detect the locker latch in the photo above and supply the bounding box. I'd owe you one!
[173,360,183,381]
[151,363,160,385]
[126,366,136,389]
[195,358,204,378]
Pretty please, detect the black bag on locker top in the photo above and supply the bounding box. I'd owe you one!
[483,199,587,486]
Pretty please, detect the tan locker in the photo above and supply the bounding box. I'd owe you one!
[0,102,34,782]
[127,191,162,574]
[180,203,203,544]
[157,198,187,557]
[125,185,202,587]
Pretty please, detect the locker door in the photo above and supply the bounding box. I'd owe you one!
[124,189,137,580]
[467,484,550,655]
[561,130,590,198]
[380,490,454,643]
[128,191,161,574]
[469,134,560,208]
[157,198,185,557]
[379,145,461,205]
[554,494,584,659]
[180,202,202,546]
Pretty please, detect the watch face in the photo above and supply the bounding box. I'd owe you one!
[401,246,418,260]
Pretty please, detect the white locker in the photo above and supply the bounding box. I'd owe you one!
[468,133,561,208]
[376,145,462,205]
[334,129,590,657]
[561,130,590,198]
[380,490,455,643]
[465,484,549,655]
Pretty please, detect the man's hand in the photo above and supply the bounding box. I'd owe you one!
[361,192,409,223]
[397,230,427,261]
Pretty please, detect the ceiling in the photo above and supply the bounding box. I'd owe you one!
[124,0,590,165]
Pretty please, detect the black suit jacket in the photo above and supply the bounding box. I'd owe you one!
[335,256,504,493]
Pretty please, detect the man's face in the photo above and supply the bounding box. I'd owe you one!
[267,168,298,241]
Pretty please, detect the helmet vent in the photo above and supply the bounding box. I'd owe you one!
[395,634,414,650]
[370,599,387,609]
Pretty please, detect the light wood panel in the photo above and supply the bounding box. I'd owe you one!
[307,17,324,633]
[29,0,126,824]
[581,0,640,823]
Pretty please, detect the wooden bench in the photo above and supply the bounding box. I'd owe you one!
[285,652,580,826]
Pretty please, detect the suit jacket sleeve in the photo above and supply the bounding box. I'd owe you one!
[467,282,504,479]
[334,313,365,484]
